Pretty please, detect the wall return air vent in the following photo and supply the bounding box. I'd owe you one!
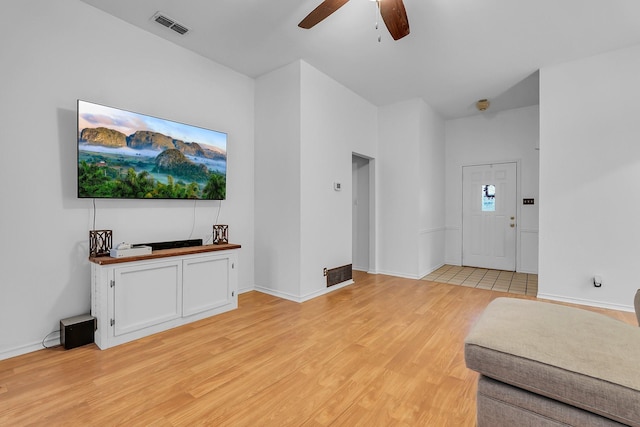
[326,264,352,288]
[152,12,189,35]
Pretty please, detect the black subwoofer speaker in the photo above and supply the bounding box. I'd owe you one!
[60,314,96,350]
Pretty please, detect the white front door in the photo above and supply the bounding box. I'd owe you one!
[462,162,517,271]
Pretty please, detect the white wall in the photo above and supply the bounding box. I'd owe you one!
[378,100,420,277]
[299,62,378,298]
[445,105,540,273]
[254,61,377,301]
[254,62,302,298]
[539,44,640,311]
[0,0,255,359]
[378,98,446,278]
[418,101,447,277]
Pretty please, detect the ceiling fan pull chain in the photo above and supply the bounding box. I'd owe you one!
[375,0,382,42]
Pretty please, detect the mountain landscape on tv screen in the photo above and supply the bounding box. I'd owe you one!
[78,127,227,200]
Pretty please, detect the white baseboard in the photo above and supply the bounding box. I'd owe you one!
[254,279,355,303]
[0,334,60,361]
[253,286,299,302]
[375,269,420,280]
[237,286,255,294]
[353,268,378,275]
[299,280,355,302]
[359,268,377,274]
[419,263,445,279]
[537,293,634,313]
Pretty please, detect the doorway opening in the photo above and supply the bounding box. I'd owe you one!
[352,153,375,273]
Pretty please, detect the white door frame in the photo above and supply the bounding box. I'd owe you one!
[352,152,376,274]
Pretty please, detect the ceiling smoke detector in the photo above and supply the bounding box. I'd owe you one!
[152,12,189,35]
[476,99,490,112]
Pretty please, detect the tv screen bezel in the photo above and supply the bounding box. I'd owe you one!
[77,99,227,201]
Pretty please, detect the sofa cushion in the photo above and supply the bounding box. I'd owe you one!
[465,297,640,426]
[477,375,626,427]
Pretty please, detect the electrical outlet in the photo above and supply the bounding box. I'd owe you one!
[323,268,328,277]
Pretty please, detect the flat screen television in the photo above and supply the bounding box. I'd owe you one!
[77,100,227,200]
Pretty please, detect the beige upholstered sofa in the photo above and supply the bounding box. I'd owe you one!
[465,295,640,426]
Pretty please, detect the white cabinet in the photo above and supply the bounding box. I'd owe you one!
[183,255,231,316]
[90,245,239,349]
[114,260,182,337]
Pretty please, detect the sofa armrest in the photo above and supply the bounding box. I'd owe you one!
[465,297,640,426]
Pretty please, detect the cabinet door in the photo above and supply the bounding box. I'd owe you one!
[183,255,230,317]
[114,261,182,336]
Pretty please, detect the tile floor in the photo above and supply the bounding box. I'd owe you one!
[422,264,538,296]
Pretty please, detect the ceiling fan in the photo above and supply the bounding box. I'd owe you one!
[298,0,410,41]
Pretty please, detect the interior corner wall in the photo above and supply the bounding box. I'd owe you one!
[299,62,377,298]
[378,100,420,277]
[254,61,377,301]
[378,98,446,279]
[444,105,540,273]
[539,44,640,311]
[418,101,446,277]
[0,0,255,360]
[254,62,302,299]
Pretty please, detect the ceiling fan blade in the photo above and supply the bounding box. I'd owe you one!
[298,0,351,29]
[379,0,410,40]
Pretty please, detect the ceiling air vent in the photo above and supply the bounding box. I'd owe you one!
[170,23,189,35]
[152,12,189,35]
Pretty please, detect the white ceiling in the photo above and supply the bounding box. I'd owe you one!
[81,0,640,119]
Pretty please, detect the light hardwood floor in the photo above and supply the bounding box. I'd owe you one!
[1,272,636,426]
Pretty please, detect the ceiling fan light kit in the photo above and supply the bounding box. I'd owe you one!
[299,0,410,41]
